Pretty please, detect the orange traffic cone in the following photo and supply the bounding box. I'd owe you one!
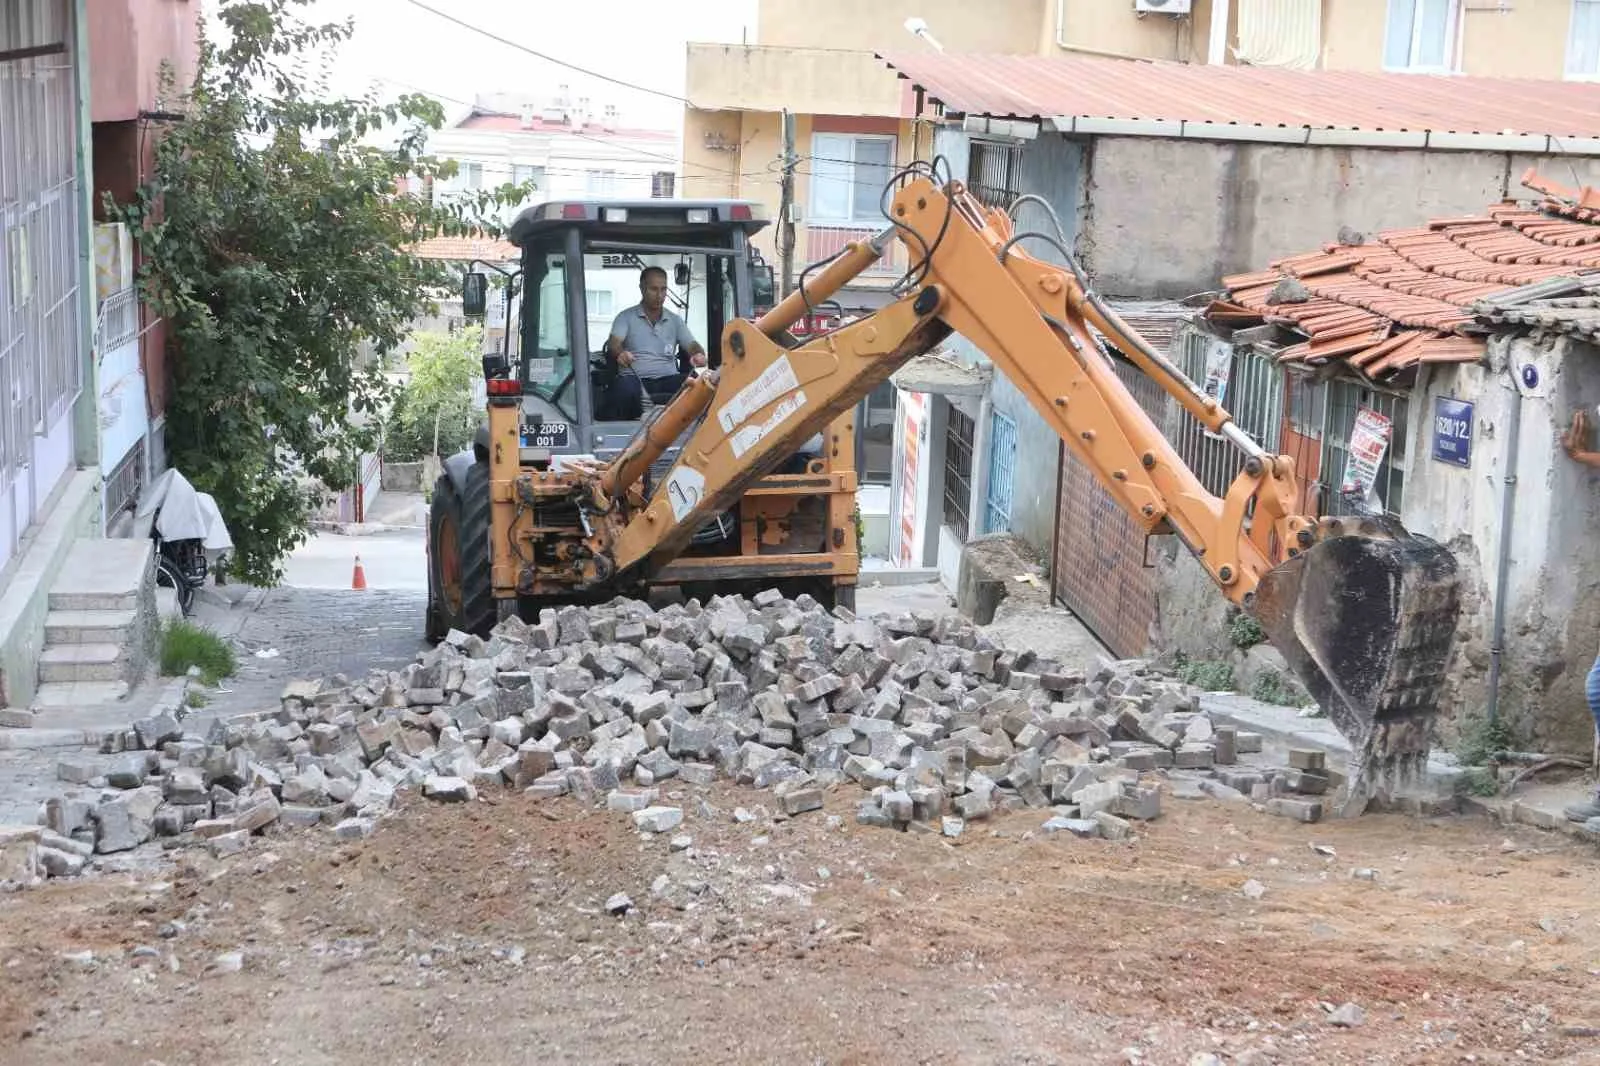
[351,554,367,590]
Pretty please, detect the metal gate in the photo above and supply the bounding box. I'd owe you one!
[1050,356,1167,658]
[0,0,84,565]
[982,410,1016,534]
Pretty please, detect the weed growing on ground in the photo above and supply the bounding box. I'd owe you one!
[1249,668,1307,707]
[160,620,237,685]
[1455,715,1515,768]
[1227,611,1265,649]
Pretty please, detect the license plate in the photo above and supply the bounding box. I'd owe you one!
[521,421,570,449]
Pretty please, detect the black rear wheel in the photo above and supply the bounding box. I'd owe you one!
[426,462,495,641]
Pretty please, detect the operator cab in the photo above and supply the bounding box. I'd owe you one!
[465,199,780,475]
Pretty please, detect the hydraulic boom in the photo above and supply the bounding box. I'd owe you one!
[550,171,1461,815]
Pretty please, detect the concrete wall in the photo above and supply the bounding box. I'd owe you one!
[686,44,904,116]
[88,0,199,122]
[1078,137,1600,300]
[1393,336,1600,755]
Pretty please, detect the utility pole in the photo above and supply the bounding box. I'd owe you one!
[778,109,797,298]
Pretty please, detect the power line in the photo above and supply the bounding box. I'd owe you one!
[397,0,689,104]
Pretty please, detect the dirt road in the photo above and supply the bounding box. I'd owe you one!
[2,785,1596,1065]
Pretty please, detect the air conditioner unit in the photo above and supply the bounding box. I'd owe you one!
[1135,0,1192,13]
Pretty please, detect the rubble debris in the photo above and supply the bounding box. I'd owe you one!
[8,591,1361,884]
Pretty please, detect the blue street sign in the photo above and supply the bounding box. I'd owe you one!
[1432,396,1473,468]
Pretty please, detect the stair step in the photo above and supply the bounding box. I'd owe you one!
[45,609,138,646]
[30,680,131,709]
[38,643,126,684]
[48,538,152,612]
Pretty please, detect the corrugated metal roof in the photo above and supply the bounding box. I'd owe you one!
[1202,171,1600,379]
[877,51,1600,144]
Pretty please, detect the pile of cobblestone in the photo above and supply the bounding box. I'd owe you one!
[2,591,1325,884]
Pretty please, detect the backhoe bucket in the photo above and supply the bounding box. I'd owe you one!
[1247,518,1461,817]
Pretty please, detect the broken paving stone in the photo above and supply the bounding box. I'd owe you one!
[941,816,964,838]
[1242,879,1267,901]
[669,834,692,852]
[422,775,476,802]
[605,892,634,916]
[333,817,375,841]
[1327,1002,1365,1028]
[633,806,683,833]
[1043,816,1100,838]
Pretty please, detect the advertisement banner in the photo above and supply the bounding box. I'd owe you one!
[1341,405,1392,506]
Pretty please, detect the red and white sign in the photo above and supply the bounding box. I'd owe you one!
[894,390,928,567]
[1341,405,1392,503]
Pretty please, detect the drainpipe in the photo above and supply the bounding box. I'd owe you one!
[1484,369,1523,727]
[1055,0,1154,61]
[1208,0,1231,65]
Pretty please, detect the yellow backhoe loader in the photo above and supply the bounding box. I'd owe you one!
[426,161,1462,813]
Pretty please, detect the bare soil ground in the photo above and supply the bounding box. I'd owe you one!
[2,786,1598,1066]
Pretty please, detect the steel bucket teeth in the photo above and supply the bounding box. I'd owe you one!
[1248,526,1461,816]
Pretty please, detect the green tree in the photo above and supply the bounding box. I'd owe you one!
[383,327,484,463]
[109,0,531,584]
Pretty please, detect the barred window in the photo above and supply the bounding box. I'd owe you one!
[942,403,975,538]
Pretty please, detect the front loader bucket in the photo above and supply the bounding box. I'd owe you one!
[1247,518,1461,817]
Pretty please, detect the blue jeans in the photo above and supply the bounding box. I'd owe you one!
[1588,653,1600,731]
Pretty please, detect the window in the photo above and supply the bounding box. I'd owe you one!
[523,251,576,419]
[1384,0,1459,72]
[651,171,675,198]
[809,134,896,224]
[942,403,975,537]
[511,164,544,189]
[585,169,619,197]
[1320,382,1408,518]
[1287,371,1327,439]
[464,162,483,189]
[585,289,613,317]
[1569,0,1600,78]
[967,141,1023,210]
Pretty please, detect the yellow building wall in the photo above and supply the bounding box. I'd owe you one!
[686,43,906,116]
[1320,0,1575,77]
[1038,0,1223,63]
[756,0,1045,53]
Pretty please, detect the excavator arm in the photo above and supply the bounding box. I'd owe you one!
[576,173,1461,815]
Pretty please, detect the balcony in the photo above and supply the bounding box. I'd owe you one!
[804,224,906,279]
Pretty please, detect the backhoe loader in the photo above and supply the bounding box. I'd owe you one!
[426,162,1462,814]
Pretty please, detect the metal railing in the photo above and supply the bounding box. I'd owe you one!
[103,437,144,525]
[95,286,139,354]
[1167,331,1285,498]
[1319,381,1409,518]
[803,223,904,277]
[0,0,87,562]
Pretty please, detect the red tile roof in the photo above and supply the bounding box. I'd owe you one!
[1204,171,1600,380]
[877,52,1600,144]
[411,234,518,263]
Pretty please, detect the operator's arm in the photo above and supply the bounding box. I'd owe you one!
[607,311,634,367]
[677,316,706,368]
[1564,410,1600,468]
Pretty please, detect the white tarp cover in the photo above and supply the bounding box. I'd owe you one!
[134,468,235,551]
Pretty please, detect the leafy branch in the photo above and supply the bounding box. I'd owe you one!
[109,0,533,584]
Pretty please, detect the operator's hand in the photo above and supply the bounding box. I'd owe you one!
[690,351,707,368]
[1565,409,1589,456]
[617,350,635,368]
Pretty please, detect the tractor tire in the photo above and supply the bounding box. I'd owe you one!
[426,461,495,641]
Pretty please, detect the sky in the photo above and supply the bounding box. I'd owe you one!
[266,0,760,132]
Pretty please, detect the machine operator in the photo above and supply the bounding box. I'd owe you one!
[606,266,707,409]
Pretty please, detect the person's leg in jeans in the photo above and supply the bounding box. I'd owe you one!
[1564,650,1600,822]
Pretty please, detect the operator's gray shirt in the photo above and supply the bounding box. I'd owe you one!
[609,304,697,380]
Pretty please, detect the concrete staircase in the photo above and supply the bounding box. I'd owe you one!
[31,539,159,715]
